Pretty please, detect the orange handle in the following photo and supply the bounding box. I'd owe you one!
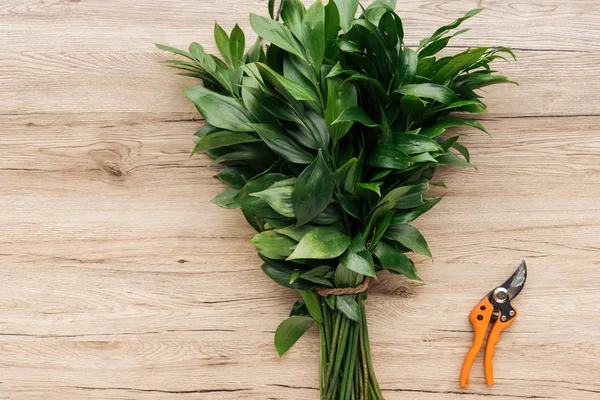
[460,297,494,387]
[484,308,517,386]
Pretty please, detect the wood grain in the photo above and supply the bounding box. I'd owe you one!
[0,1,599,399]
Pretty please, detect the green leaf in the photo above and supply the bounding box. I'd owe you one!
[208,147,266,166]
[298,289,324,323]
[420,8,483,48]
[336,295,360,322]
[229,24,246,67]
[284,54,322,104]
[253,63,306,115]
[281,0,306,39]
[189,41,207,61]
[325,295,336,309]
[248,124,315,164]
[313,204,343,224]
[370,169,392,181]
[261,259,313,289]
[393,192,425,209]
[392,133,443,154]
[155,43,194,61]
[250,178,296,218]
[302,108,331,150]
[400,95,428,125]
[457,73,516,90]
[379,11,398,48]
[396,83,458,104]
[431,180,447,188]
[420,114,488,138]
[277,224,315,241]
[236,173,290,218]
[440,136,459,151]
[394,47,417,88]
[216,166,256,189]
[379,107,392,144]
[356,182,381,196]
[325,77,358,143]
[268,0,277,19]
[390,197,443,225]
[370,208,394,248]
[265,218,293,230]
[423,100,484,116]
[432,47,488,84]
[242,84,302,124]
[184,86,254,132]
[194,131,261,152]
[294,149,334,226]
[366,144,413,170]
[214,22,233,65]
[340,235,376,277]
[337,194,362,220]
[211,188,241,209]
[275,316,315,356]
[384,224,432,257]
[416,56,436,77]
[324,0,341,41]
[452,141,470,162]
[294,265,334,287]
[301,0,326,73]
[255,62,319,102]
[289,298,309,316]
[333,106,379,127]
[288,226,351,260]
[334,0,358,32]
[325,61,350,79]
[252,230,298,259]
[341,74,387,99]
[246,37,264,64]
[373,241,421,280]
[375,185,415,213]
[250,13,306,60]
[442,115,488,134]
[343,150,363,195]
[419,37,451,58]
[334,262,363,287]
[437,151,476,169]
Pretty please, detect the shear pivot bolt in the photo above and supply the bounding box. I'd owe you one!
[509,310,515,317]
[493,287,509,304]
[501,315,507,322]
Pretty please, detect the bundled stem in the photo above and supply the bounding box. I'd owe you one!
[320,293,383,400]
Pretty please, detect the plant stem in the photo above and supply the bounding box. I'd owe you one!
[324,311,342,392]
[319,295,384,400]
[343,322,359,399]
[320,327,326,400]
[360,296,383,399]
[326,316,350,399]
[322,301,332,356]
[339,322,355,399]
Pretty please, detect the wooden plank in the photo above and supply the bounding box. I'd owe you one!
[0,0,599,116]
[1,114,599,398]
[1,0,598,52]
[1,50,597,117]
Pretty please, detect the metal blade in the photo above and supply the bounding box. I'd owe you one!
[501,260,527,301]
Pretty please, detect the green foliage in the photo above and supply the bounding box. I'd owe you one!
[159,3,515,396]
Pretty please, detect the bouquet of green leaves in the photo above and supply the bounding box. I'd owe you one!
[158,1,514,398]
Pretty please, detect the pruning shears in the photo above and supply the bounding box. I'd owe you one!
[460,261,527,387]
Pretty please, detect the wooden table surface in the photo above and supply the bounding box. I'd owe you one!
[1,1,599,399]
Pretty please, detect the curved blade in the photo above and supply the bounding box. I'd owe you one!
[501,260,527,301]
